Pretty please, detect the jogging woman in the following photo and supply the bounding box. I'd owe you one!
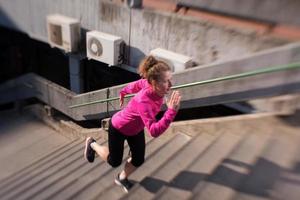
[84,55,181,193]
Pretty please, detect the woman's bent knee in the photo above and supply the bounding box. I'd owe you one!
[107,155,122,168]
[108,160,122,168]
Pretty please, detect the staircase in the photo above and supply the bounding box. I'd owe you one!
[0,111,299,200]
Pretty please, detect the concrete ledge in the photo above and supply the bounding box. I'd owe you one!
[249,93,300,115]
[177,0,300,27]
[23,102,298,145]
[165,112,281,137]
[25,104,106,140]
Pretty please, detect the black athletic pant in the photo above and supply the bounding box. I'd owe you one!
[107,120,145,168]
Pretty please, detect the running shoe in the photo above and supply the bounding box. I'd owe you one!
[114,173,134,193]
[84,137,96,163]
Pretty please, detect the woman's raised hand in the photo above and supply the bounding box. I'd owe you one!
[167,90,181,111]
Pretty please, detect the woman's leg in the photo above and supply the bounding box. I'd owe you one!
[91,142,109,161]
[88,120,125,165]
[119,130,145,179]
[119,157,136,180]
[106,121,125,167]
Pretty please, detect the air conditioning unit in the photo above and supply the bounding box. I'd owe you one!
[86,31,123,66]
[150,48,193,72]
[47,14,80,52]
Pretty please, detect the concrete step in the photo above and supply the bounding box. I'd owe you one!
[270,119,300,200]
[47,133,157,200]
[153,186,191,200]
[2,111,299,200]
[0,138,87,200]
[190,121,274,200]
[121,132,220,200]
[69,133,187,200]
[33,132,154,200]
[48,144,132,200]
[271,152,300,200]
[0,138,76,189]
[152,130,246,200]
[94,133,192,200]
[11,139,107,200]
[28,139,108,200]
[0,111,71,181]
[231,118,300,200]
[0,140,82,198]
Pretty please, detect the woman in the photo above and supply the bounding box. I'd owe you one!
[84,55,181,193]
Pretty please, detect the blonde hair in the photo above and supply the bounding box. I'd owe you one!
[138,55,171,84]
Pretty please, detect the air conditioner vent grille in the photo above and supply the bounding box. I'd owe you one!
[88,37,103,57]
[49,24,62,46]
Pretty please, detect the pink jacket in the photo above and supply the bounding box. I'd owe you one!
[111,79,177,137]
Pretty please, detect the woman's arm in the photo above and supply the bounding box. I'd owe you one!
[138,103,177,138]
[119,79,148,107]
[138,91,181,137]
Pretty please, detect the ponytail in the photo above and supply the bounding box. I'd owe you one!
[138,55,171,84]
[138,55,157,78]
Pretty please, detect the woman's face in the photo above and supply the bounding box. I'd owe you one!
[153,71,173,97]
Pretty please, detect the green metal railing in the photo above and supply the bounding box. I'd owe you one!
[69,62,300,109]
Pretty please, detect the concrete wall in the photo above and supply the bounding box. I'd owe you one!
[66,42,300,120]
[0,73,76,118]
[2,42,299,121]
[178,0,300,26]
[0,0,288,68]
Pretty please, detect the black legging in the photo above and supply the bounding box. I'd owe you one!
[107,120,145,168]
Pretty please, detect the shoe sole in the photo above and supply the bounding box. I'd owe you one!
[84,137,92,162]
[114,179,129,193]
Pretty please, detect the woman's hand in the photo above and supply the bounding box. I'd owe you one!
[119,94,124,108]
[167,90,181,111]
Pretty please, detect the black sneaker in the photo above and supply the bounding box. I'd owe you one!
[84,137,96,163]
[114,173,134,193]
